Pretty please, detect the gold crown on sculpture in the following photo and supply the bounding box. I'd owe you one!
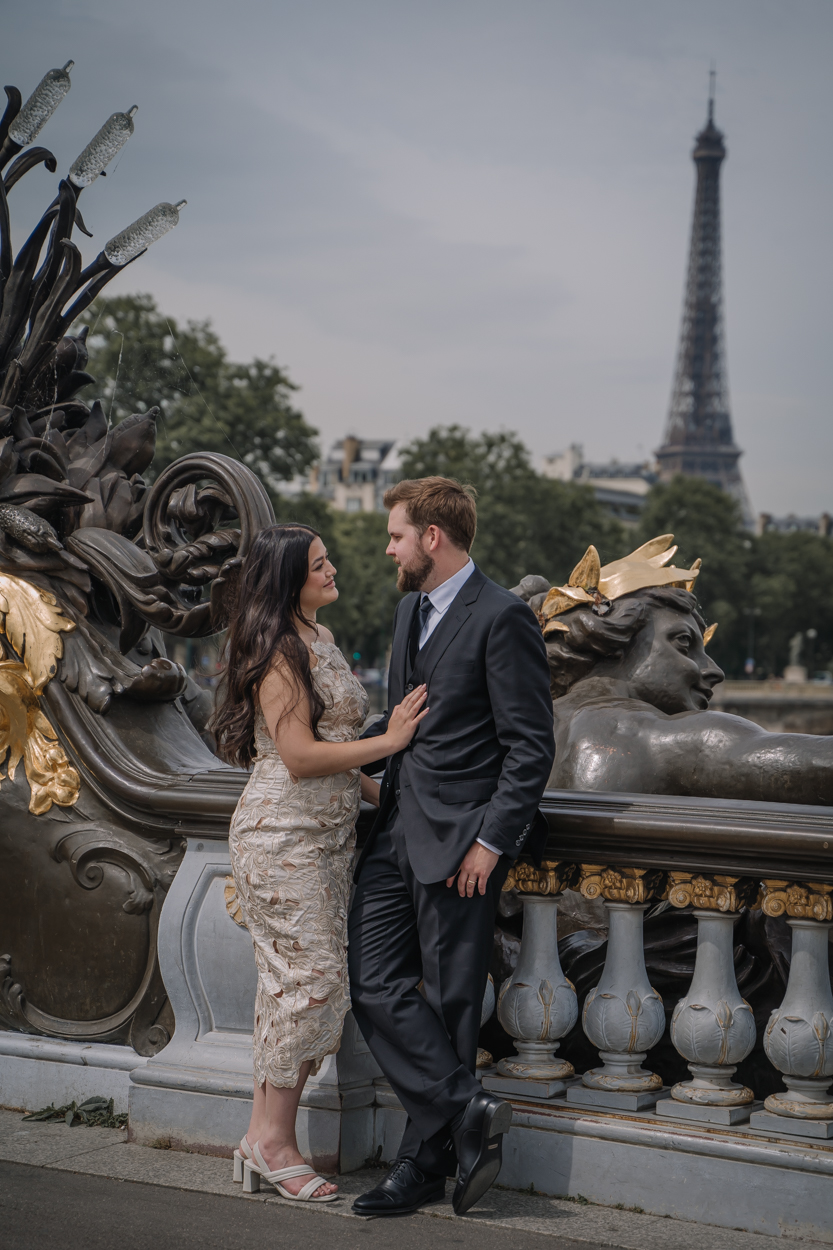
[539,533,717,645]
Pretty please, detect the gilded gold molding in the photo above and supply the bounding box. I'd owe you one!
[502,860,579,896]
[0,661,79,813]
[578,864,666,905]
[0,572,74,693]
[761,879,833,922]
[666,872,761,913]
[224,876,248,927]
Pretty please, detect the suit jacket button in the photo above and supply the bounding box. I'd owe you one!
[395,789,401,798]
[405,683,414,693]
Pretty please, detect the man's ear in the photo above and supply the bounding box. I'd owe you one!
[424,524,442,552]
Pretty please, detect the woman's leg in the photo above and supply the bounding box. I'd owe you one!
[256,1061,338,1198]
[245,1079,267,1149]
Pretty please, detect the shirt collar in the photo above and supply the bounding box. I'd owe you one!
[423,558,475,614]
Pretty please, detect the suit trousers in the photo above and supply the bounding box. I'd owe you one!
[348,811,509,1174]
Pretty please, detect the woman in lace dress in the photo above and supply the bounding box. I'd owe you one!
[213,524,427,1202]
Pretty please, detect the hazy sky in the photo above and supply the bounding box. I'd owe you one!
[7,1,833,514]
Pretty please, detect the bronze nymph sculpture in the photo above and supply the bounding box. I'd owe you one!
[513,537,833,805]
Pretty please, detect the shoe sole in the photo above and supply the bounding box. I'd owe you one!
[352,1189,445,1218]
[453,1100,512,1216]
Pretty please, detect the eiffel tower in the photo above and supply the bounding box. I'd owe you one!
[656,75,751,523]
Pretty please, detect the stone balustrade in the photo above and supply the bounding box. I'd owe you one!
[483,861,833,1140]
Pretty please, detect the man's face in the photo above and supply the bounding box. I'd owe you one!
[386,503,434,592]
[616,606,724,714]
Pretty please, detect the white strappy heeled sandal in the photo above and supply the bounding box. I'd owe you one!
[243,1142,338,1202]
[233,1135,255,1183]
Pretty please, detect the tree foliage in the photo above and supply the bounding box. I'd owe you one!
[76,297,832,681]
[399,425,627,587]
[637,475,833,679]
[77,294,319,485]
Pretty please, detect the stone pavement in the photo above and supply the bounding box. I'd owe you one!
[0,1109,826,1250]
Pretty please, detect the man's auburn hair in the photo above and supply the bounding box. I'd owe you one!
[383,476,477,552]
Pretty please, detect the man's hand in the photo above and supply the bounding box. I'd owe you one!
[447,842,500,897]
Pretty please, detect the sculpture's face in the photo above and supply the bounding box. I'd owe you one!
[611,606,724,714]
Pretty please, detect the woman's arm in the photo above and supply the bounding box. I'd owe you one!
[260,662,428,779]
[361,773,381,806]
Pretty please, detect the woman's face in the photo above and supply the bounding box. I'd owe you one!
[300,536,338,615]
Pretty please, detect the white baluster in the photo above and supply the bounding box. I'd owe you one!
[567,902,665,1111]
[749,918,833,1139]
[659,909,757,1124]
[483,895,578,1099]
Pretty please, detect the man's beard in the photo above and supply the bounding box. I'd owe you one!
[397,551,434,593]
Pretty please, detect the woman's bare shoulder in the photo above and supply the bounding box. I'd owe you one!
[315,625,335,645]
[257,652,296,699]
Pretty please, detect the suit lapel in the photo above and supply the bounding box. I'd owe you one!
[412,565,488,688]
[391,592,419,703]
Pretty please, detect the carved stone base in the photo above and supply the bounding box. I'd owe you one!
[671,1063,754,1107]
[656,1097,762,1126]
[0,1033,147,1114]
[750,1108,833,1140]
[567,1084,667,1112]
[483,1073,571,1100]
[496,1040,574,1083]
[582,1050,662,1093]
[764,1076,833,1120]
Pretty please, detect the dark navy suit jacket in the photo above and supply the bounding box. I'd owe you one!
[357,565,555,884]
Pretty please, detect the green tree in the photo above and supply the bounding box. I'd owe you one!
[749,531,833,678]
[636,476,833,678]
[399,425,626,587]
[636,476,751,674]
[76,294,319,485]
[324,511,401,668]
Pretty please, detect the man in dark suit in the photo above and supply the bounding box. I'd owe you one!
[349,477,555,1218]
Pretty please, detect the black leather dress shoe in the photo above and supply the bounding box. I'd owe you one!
[451,1090,512,1215]
[352,1158,445,1217]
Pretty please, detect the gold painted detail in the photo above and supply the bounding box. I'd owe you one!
[502,860,580,896]
[0,661,79,813]
[761,880,833,922]
[0,572,74,693]
[539,535,703,637]
[578,864,666,904]
[666,872,761,913]
[224,876,248,927]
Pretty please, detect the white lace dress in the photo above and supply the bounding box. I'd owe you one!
[228,640,369,1089]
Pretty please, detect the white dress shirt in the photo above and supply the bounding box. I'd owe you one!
[416,557,475,648]
[414,558,501,858]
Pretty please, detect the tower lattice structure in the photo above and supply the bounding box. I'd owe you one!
[656,83,751,522]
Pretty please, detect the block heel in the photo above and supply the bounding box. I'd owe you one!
[243,1160,261,1193]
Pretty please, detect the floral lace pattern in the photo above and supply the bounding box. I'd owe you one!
[228,640,369,1089]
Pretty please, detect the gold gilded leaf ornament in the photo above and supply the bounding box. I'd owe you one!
[0,572,75,693]
[538,534,707,638]
[0,661,80,813]
[224,876,248,927]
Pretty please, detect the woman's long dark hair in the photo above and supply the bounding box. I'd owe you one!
[211,524,326,768]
